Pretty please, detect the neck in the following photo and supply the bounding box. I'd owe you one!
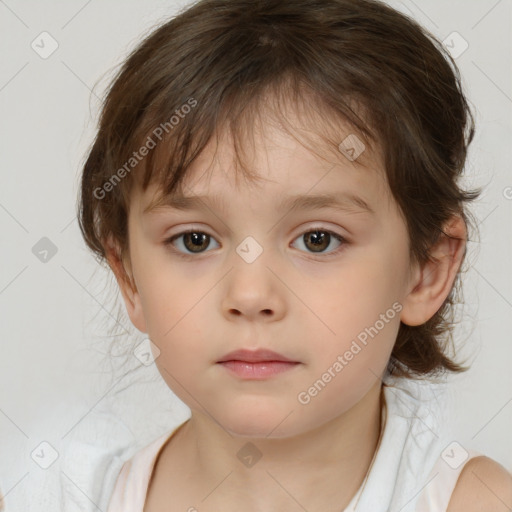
[162,381,385,511]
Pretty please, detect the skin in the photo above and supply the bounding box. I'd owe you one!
[106,106,484,511]
[447,456,512,511]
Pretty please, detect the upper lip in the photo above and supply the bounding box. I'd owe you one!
[217,349,298,363]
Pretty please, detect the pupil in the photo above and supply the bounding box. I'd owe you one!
[307,231,329,252]
[186,232,208,252]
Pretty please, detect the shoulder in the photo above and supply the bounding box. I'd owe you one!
[447,455,512,512]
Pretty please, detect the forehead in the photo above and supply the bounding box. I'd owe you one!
[135,96,390,214]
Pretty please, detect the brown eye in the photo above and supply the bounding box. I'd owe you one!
[304,230,330,252]
[182,232,210,252]
[166,230,219,254]
[292,228,346,256]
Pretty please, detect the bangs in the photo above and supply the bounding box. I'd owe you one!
[129,72,380,212]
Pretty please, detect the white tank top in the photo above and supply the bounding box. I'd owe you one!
[106,375,481,512]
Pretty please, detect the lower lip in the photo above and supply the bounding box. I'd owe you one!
[217,361,300,379]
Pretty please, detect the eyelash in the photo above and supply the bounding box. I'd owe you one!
[163,226,348,260]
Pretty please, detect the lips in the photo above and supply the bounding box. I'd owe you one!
[216,349,301,379]
[216,348,298,364]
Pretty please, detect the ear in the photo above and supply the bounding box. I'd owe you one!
[104,235,147,333]
[400,215,467,327]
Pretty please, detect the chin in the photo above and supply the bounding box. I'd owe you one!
[219,403,304,439]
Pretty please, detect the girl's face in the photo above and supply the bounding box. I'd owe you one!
[121,117,415,438]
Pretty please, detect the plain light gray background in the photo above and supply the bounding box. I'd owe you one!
[0,0,511,510]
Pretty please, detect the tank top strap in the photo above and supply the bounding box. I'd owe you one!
[107,423,186,512]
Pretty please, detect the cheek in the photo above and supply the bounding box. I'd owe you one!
[297,279,400,419]
[139,275,209,390]
[139,277,205,344]
[131,240,196,334]
[133,252,215,370]
[317,252,404,329]
[302,239,407,370]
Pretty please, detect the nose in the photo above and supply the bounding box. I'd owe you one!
[221,250,286,322]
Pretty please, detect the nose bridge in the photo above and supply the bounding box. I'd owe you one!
[235,234,266,266]
[222,233,284,319]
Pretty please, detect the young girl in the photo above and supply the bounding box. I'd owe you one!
[77,0,512,510]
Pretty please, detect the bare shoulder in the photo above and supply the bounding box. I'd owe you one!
[447,455,512,512]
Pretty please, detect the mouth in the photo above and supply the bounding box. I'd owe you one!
[217,348,298,363]
[216,349,301,380]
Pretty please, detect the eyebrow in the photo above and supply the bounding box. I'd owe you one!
[144,191,374,216]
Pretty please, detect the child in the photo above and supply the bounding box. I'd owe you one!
[77,0,512,510]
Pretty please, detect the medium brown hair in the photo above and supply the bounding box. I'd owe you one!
[78,0,480,379]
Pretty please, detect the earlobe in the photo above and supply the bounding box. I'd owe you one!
[105,235,148,334]
[400,216,467,327]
